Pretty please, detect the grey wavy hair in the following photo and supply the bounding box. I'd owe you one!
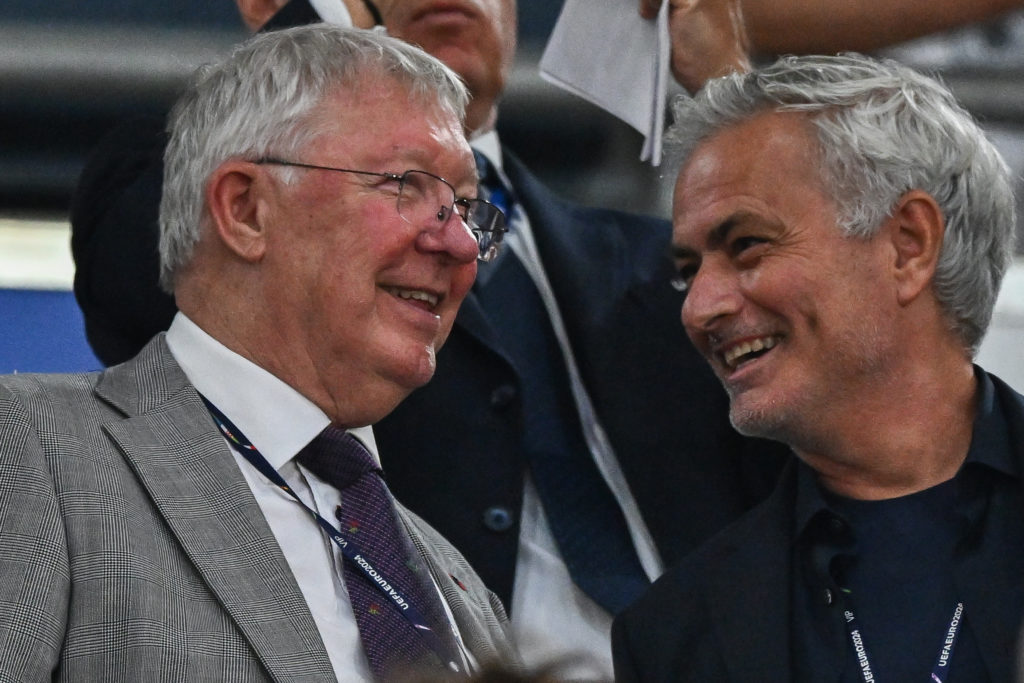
[159,24,470,292]
[666,53,1016,355]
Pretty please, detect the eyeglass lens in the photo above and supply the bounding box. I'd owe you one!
[396,170,505,261]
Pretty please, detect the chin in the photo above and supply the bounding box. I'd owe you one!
[392,344,438,392]
[728,397,791,441]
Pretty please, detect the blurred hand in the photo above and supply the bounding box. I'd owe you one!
[638,0,751,94]
[345,0,377,28]
[236,0,379,31]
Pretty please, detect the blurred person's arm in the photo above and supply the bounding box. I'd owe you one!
[638,0,1024,92]
[236,0,379,32]
[740,0,1024,55]
[638,0,751,94]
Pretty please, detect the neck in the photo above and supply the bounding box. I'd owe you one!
[467,105,497,140]
[179,281,404,430]
[799,359,978,501]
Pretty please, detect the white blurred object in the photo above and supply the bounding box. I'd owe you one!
[0,218,73,290]
[539,0,671,165]
[977,259,1024,393]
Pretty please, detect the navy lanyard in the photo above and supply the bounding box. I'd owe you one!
[199,395,460,671]
[842,601,964,683]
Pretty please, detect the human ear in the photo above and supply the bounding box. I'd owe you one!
[234,0,288,32]
[887,190,945,306]
[206,161,268,264]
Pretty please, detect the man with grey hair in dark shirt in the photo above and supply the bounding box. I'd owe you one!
[614,53,1024,682]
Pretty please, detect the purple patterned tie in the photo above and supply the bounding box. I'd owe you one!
[297,427,461,679]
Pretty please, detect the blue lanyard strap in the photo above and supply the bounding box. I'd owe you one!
[199,394,460,671]
[842,601,965,683]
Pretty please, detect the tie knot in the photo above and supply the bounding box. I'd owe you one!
[296,426,378,490]
[474,150,512,217]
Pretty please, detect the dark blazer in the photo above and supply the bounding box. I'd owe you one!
[375,152,789,607]
[0,337,515,681]
[70,0,788,612]
[612,372,1024,683]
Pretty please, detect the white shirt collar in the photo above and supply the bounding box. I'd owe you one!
[470,129,503,175]
[307,0,353,26]
[165,312,379,469]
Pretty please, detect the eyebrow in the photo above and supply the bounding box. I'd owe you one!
[382,147,477,189]
[671,214,746,261]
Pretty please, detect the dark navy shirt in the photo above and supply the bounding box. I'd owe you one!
[791,370,1024,682]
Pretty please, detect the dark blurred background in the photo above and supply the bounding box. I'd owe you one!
[2,1,1024,226]
[0,0,667,221]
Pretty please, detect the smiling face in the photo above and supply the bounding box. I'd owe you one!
[255,79,479,425]
[673,112,900,447]
[376,0,517,134]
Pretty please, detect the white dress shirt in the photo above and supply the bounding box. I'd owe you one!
[307,0,353,27]
[165,313,472,682]
[471,132,664,679]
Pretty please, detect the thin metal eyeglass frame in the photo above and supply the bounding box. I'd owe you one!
[255,157,506,262]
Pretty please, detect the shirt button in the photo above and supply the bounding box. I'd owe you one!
[823,588,834,605]
[828,517,846,534]
[483,506,514,532]
[490,384,517,410]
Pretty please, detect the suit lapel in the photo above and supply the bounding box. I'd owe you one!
[502,152,635,323]
[460,151,638,371]
[452,289,510,363]
[959,375,1024,681]
[96,338,336,683]
[705,473,796,683]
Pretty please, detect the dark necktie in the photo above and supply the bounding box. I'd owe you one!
[474,153,651,615]
[296,427,461,679]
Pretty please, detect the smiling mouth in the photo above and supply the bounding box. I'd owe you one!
[383,286,440,311]
[721,336,779,370]
[412,3,474,23]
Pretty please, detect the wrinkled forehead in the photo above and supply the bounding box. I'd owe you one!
[674,113,824,209]
[301,80,476,187]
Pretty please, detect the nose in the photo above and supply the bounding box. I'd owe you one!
[681,261,741,335]
[417,209,480,264]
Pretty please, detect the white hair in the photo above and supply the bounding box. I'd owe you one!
[667,53,1016,355]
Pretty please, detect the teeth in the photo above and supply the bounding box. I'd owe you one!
[387,287,439,308]
[723,336,777,369]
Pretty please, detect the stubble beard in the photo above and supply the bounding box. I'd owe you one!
[722,317,893,450]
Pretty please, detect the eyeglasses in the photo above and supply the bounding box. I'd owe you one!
[256,158,506,262]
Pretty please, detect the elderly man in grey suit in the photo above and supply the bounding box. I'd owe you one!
[0,25,514,682]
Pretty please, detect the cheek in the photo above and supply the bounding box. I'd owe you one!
[452,261,477,299]
[435,263,477,337]
[494,1,517,56]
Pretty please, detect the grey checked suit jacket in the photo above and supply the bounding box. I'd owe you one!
[0,336,515,682]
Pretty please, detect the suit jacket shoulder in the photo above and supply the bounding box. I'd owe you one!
[71,115,176,366]
[612,462,798,683]
[0,339,334,682]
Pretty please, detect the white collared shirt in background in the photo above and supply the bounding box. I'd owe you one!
[472,132,664,680]
[307,0,353,27]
